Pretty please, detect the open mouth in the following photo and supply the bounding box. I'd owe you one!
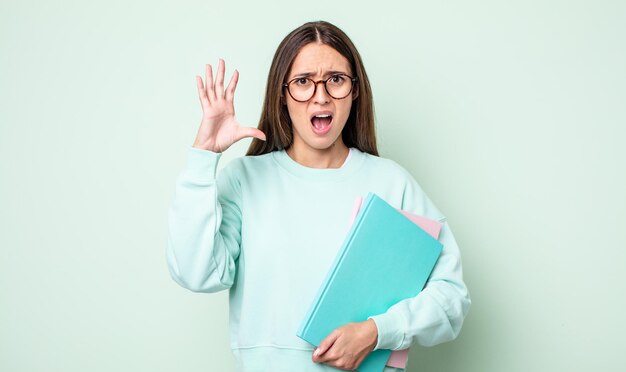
[311,113,333,135]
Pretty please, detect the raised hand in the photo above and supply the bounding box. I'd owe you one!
[192,59,266,153]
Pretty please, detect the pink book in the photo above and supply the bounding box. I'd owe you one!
[349,196,443,369]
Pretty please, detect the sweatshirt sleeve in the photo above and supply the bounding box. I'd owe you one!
[165,146,242,293]
[367,173,471,350]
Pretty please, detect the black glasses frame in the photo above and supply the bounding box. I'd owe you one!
[283,74,358,102]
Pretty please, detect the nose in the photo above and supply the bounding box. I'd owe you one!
[312,81,331,104]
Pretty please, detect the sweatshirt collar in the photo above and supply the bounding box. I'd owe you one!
[272,147,366,181]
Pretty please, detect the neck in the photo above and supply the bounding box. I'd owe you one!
[286,141,350,169]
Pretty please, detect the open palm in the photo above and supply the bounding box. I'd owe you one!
[193,59,266,152]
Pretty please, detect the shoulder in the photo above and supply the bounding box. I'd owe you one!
[360,150,416,183]
[218,151,277,182]
[360,150,446,222]
[227,151,275,172]
[215,152,277,200]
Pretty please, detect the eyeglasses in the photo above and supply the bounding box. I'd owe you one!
[283,74,358,102]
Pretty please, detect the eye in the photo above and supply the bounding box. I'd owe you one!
[294,78,310,86]
[329,75,346,84]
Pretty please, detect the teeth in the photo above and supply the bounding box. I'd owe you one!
[314,114,331,118]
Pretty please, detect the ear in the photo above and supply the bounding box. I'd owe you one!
[352,84,359,100]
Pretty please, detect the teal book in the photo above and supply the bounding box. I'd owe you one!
[297,192,443,372]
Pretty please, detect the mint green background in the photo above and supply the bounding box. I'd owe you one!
[1,1,624,371]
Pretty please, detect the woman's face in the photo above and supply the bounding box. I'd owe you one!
[284,42,354,154]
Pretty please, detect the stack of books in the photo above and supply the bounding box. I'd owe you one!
[297,193,443,372]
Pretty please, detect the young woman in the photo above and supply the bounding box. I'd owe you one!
[167,21,470,371]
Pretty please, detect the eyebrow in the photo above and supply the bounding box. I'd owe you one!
[289,70,350,79]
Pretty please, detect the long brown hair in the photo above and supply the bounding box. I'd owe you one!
[246,21,378,156]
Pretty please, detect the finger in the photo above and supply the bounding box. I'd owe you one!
[313,342,338,364]
[224,69,239,102]
[315,331,339,358]
[195,76,209,108]
[234,127,267,143]
[205,64,216,102]
[215,58,225,99]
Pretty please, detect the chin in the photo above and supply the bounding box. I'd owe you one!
[308,137,343,150]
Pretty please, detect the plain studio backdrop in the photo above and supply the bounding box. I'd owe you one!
[1,0,624,371]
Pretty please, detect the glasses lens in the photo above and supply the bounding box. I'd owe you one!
[288,78,315,101]
[326,75,352,99]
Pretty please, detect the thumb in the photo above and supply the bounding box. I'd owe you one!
[235,127,266,142]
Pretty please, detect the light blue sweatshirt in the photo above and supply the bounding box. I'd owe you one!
[166,146,470,372]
